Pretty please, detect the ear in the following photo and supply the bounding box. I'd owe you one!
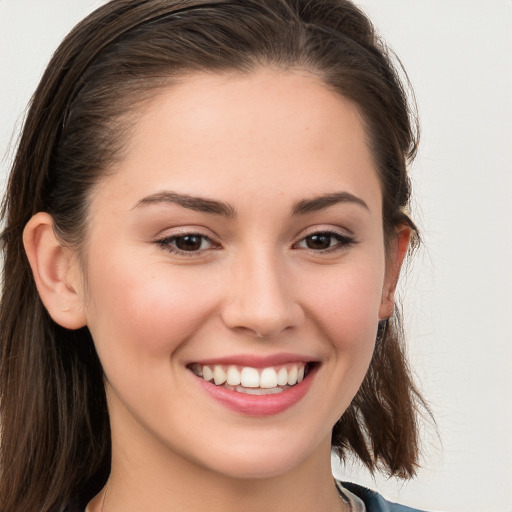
[379,224,412,320]
[23,212,87,330]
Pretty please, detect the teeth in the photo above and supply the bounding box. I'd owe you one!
[260,367,277,388]
[277,367,288,386]
[287,365,298,385]
[233,385,284,395]
[213,366,227,385]
[226,365,241,386]
[190,363,203,377]
[203,365,213,382]
[240,367,260,388]
[191,362,310,391]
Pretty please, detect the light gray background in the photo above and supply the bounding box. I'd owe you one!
[1,1,511,511]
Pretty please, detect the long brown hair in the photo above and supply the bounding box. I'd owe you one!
[0,1,429,510]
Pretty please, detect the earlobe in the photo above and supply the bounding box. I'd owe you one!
[379,224,412,320]
[23,212,87,330]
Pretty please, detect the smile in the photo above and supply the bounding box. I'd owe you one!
[188,362,313,395]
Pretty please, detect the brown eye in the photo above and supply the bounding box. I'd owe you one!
[156,233,215,254]
[174,235,204,251]
[305,234,332,250]
[295,231,354,252]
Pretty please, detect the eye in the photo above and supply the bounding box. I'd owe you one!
[155,233,217,254]
[294,231,354,252]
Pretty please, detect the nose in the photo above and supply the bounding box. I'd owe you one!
[221,250,304,338]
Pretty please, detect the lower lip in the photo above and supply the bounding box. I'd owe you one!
[193,366,317,416]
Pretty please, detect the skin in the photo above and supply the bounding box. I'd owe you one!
[24,69,409,512]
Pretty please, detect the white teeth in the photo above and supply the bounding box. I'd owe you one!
[191,362,310,391]
[260,367,278,388]
[287,365,298,385]
[202,365,213,382]
[241,367,260,388]
[226,365,241,386]
[235,385,284,395]
[213,366,227,385]
[277,367,288,386]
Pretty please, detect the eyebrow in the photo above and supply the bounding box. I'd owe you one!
[134,190,368,217]
[292,192,369,215]
[134,191,236,217]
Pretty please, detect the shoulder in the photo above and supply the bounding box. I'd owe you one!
[338,480,428,512]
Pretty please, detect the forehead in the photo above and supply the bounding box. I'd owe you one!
[95,68,381,214]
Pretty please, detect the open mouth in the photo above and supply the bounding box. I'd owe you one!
[187,362,316,396]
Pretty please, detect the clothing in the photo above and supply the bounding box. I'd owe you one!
[66,480,427,512]
[338,482,367,511]
[337,480,427,512]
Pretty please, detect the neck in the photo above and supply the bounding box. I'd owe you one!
[99,446,345,512]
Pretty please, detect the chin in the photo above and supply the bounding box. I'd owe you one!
[190,430,330,481]
[207,453,306,481]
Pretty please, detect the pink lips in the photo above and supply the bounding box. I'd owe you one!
[190,355,318,416]
[191,353,313,368]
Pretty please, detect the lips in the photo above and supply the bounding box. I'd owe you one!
[187,357,318,415]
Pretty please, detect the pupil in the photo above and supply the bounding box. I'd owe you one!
[306,234,331,250]
[176,235,202,251]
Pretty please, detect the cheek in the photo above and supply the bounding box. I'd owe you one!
[302,257,385,348]
[82,250,219,368]
[295,258,385,429]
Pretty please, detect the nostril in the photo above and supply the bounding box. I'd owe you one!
[220,269,304,337]
[221,304,304,340]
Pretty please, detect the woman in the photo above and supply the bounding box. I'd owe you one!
[0,1,430,511]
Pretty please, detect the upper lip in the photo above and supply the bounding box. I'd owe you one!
[188,353,318,368]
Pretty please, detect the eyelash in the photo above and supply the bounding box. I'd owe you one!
[155,229,355,257]
[292,230,356,253]
[155,233,218,256]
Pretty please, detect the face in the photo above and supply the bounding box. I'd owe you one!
[76,69,400,480]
